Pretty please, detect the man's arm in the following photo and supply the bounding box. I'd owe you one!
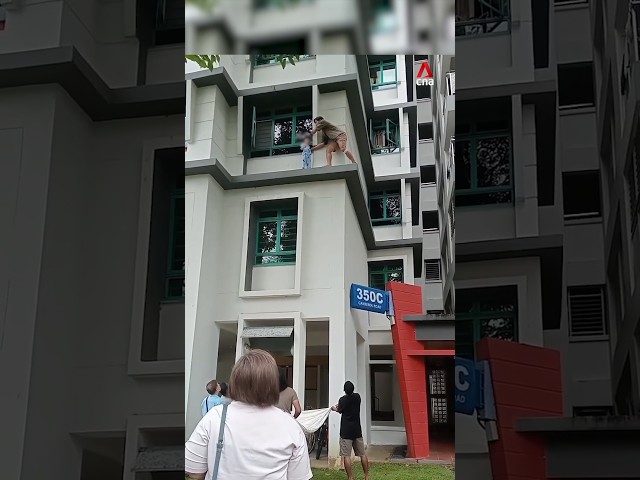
[311,142,325,152]
[185,473,206,480]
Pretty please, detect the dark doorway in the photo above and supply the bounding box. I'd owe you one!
[426,356,455,440]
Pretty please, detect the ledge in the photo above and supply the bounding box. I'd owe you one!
[0,46,184,121]
[516,416,640,433]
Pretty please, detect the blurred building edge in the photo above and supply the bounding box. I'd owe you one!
[185,0,454,55]
[184,53,454,461]
[456,0,640,478]
[0,1,184,479]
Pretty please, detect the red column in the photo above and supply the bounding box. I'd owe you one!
[387,282,429,458]
[477,338,564,480]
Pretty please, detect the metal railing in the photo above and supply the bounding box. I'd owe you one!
[455,0,510,37]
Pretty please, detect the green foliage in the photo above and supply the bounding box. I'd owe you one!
[185,55,300,71]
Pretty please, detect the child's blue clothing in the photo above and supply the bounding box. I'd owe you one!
[301,144,313,169]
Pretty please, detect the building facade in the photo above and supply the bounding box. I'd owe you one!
[184,54,454,462]
[456,0,615,478]
[0,1,184,479]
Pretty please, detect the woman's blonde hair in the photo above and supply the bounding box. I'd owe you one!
[228,349,279,407]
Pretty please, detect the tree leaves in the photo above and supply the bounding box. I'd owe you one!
[185,55,300,71]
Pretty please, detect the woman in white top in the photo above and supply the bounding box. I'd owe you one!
[185,349,312,480]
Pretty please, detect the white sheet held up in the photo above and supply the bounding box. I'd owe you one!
[296,408,331,434]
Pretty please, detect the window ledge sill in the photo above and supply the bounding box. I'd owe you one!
[239,289,301,298]
[127,359,184,377]
[564,215,602,226]
[559,105,596,116]
[568,335,609,343]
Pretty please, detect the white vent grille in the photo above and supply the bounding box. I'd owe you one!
[568,286,606,337]
[425,260,441,282]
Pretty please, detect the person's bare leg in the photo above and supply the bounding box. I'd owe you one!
[360,455,370,480]
[345,150,357,164]
[344,455,355,480]
[326,143,336,166]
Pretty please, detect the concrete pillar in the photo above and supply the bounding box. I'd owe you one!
[235,316,246,362]
[293,316,307,408]
[328,314,347,466]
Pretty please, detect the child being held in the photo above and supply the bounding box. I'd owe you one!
[300,132,313,169]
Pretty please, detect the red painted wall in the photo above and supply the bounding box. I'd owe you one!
[387,282,429,458]
[477,338,564,480]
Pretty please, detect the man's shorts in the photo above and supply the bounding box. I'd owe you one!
[339,437,366,457]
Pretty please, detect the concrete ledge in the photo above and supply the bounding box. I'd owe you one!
[0,46,183,121]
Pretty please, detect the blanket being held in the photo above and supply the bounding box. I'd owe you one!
[295,407,331,434]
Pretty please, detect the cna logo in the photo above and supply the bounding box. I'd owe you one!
[416,61,434,86]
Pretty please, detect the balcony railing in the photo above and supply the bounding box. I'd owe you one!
[446,71,455,96]
[455,0,510,37]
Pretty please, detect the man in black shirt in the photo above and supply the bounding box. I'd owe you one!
[331,381,370,480]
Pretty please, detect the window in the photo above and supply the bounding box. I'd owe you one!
[457,286,518,360]
[154,0,184,45]
[251,106,313,157]
[568,286,607,338]
[417,83,431,100]
[370,118,400,154]
[422,211,439,231]
[369,260,403,290]
[419,123,434,142]
[254,54,314,66]
[254,0,311,9]
[562,171,601,219]
[455,0,510,37]
[165,181,185,300]
[558,62,595,108]
[425,260,441,282]
[369,190,401,225]
[255,207,298,265]
[369,58,397,89]
[456,119,512,206]
[626,131,640,234]
[421,165,436,184]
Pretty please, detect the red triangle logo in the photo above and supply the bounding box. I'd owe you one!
[417,62,433,79]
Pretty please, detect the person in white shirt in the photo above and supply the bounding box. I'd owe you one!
[185,349,312,480]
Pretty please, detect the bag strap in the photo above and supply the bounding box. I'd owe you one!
[211,402,229,480]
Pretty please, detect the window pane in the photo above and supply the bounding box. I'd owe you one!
[386,195,401,218]
[370,273,386,290]
[166,277,185,298]
[296,115,313,135]
[455,140,471,189]
[382,64,396,83]
[170,197,185,271]
[563,171,601,217]
[558,62,595,107]
[257,221,278,253]
[476,137,511,187]
[387,270,403,282]
[280,219,297,252]
[255,120,273,149]
[370,67,382,85]
[370,197,385,218]
[273,118,293,145]
[481,317,515,341]
[259,210,278,218]
[455,320,475,360]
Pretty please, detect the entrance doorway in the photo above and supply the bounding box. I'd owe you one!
[426,356,454,442]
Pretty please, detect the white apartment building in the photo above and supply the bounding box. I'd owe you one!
[0,1,184,479]
[185,0,454,55]
[456,0,614,478]
[184,54,455,462]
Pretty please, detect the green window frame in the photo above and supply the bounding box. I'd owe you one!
[455,0,511,38]
[370,118,400,154]
[255,207,298,265]
[251,106,313,157]
[369,59,397,89]
[369,189,402,226]
[164,187,185,301]
[455,122,513,207]
[456,286,518,360]
[369,262,404,290]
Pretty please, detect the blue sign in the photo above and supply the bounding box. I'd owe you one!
[350,284,389,314]
[455,357,480,415]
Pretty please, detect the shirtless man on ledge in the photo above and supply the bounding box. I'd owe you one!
[309,116,358,166]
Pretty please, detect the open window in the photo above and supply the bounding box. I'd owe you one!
[246,87,313,158]
[368,55,398,89]
[369,110,401,155]
[369,189,402,226]
[154,0,184,45]
[455,0,510,37]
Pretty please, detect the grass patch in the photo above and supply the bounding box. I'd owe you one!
[311,463,454,479]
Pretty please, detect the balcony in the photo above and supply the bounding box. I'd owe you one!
[455,0,510,37]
